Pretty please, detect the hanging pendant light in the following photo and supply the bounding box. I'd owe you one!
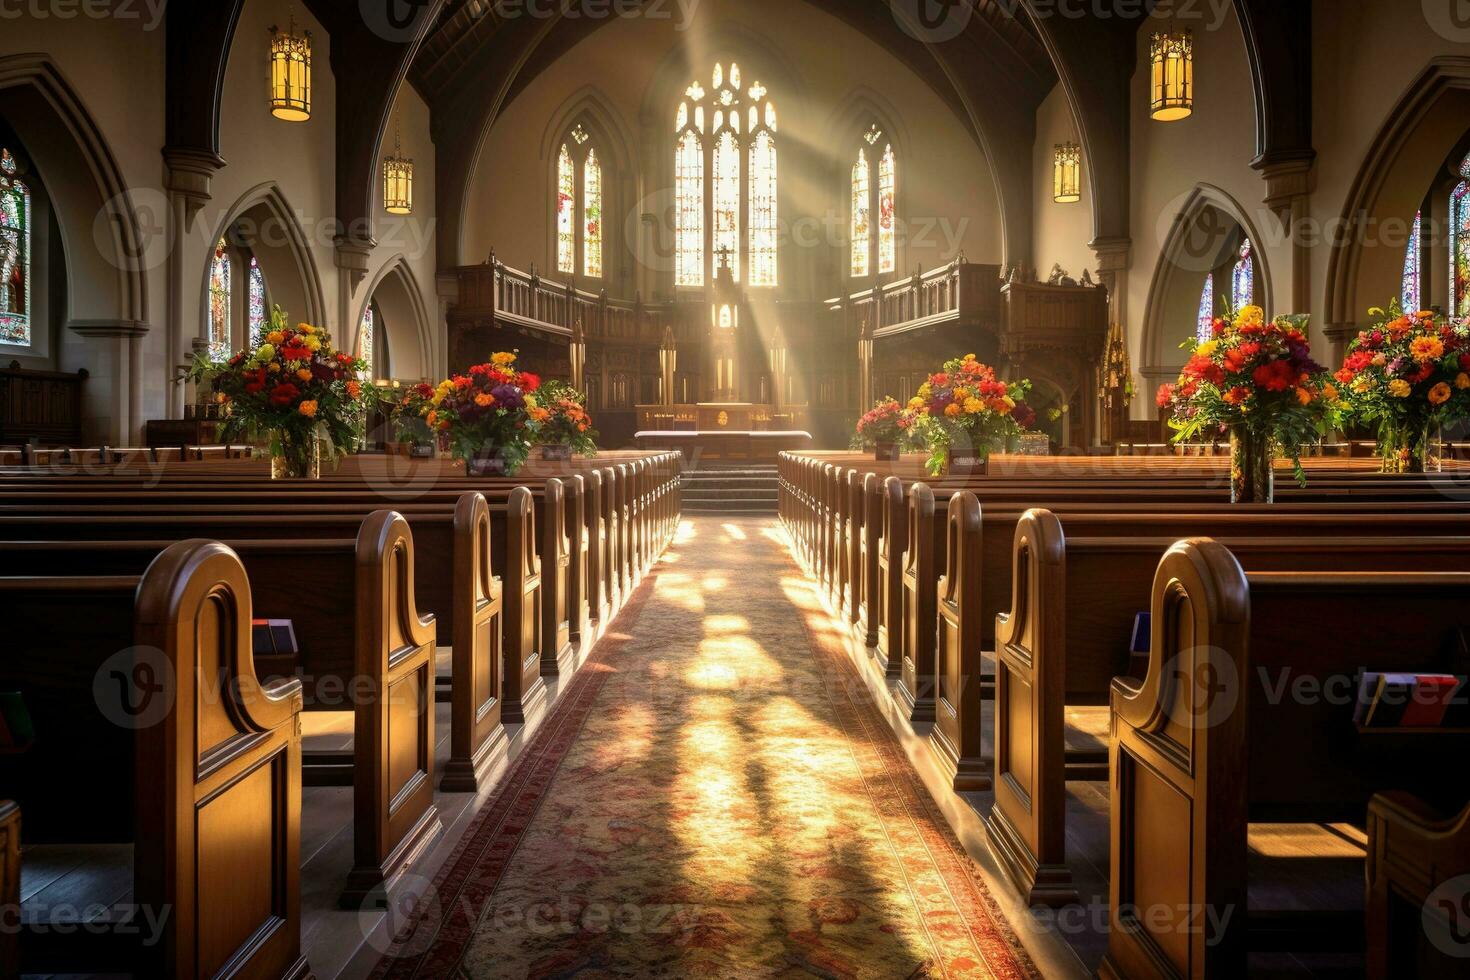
[1053,142,1081,203]
[269,14,312,122]
[1149,30,1193,122]
[383,115,414,215]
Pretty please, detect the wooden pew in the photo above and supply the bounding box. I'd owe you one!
[0,800,15,979]
[986,516,1470,908]
[1366,793,1470,977]
[0,515,444,909]
[0,540,308,978]
[1103,541,1470,978]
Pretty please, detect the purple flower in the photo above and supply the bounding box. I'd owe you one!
[491,384,525,411]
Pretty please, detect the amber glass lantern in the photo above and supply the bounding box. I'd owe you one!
[269,19,312,122]
[383,120,413,215]
[1149,31,1193,122]
[1053,142,1081,203]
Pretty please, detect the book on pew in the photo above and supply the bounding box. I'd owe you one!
[1130,613,1150,655]
[1356,672,1463,728]
[251,619,299,657]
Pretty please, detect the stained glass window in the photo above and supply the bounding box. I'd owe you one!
[582,149,603,279]
[851,149,871,278]
[1452,154,1470,317]
[247,255,267,346]
[674,63,777,288]
[0,148,30,346]
[208,239,231,362]
[1231,238,1254,310]
[1402,209,1422,313]
[556,144,575,275]
[878,144,897,275]
[676,130,704,286]
[358,302,374,378]
[1197,273,1214,343]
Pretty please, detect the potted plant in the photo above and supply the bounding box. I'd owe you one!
[419,352,540,476]
[528,379,598,461]
[1332,300,1470,473]
[1159,305,1340,502]
[855,397,907,461]
[209,306,368,478]
[901,355,1033,476]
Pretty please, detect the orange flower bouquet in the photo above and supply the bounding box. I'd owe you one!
[209,306,367,478]
[527,380,599,461]
[1333,300,1470,472]
[901,354,1033,475]
[418,351,542,476]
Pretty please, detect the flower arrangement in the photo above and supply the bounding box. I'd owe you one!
[1332,300,1470,472]
[209,306,367,477]
[418,352,542,476]
[901,354,1032,475]
[1158,305,1339,497]
[856,398,907,445]
[528,379,599,459]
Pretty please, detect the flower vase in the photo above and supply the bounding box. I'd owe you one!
[874,442,900,462]
[1228,429,1273,504]
[540,444,572,462]
[270,433,321,480]
[1382,421,1441,474]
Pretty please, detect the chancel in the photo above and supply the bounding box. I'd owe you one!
[2,2,1470,978]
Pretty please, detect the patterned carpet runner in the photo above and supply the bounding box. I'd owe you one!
[371,517,1038,979]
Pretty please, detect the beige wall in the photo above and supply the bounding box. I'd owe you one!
[1031,83,1095,281]
[463,0,1004,303]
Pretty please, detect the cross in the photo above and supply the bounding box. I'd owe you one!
[715,246,734,273]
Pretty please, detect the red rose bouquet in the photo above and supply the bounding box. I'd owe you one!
[1332,300,1470,472]
[209,306,367,477]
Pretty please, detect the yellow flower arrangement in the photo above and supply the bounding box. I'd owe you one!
[1388,379,1412,398]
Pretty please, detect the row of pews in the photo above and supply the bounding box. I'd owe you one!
[779,450,1470,979]
[0,449,681,978]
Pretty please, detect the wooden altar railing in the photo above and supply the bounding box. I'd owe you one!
[825,259,1003,338]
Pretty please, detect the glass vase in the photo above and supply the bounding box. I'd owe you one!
[873,442,900,462]
[270,432,320,480]
[1228,429,1273,504]
[1381,421,1441,474]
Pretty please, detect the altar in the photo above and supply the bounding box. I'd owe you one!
[634,403,814,461]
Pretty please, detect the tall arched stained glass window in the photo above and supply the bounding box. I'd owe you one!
[1403,210,1422,313]
[208,239,232,361]
[1197,273,1215,343]
[878,144,897,275]
[583,148,602,279]
[1452,154,1470,317]
[358,302,375,379]
[0,148,30,346]
[556,144,575,275]
[674,63,778,289]
[851,149,871,278]
[1231,238,1254,310]
[747,86,778,287]
[247,255,267,346]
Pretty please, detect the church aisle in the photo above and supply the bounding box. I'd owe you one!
[369,516,1039,979]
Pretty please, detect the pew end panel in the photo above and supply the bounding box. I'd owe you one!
[342,512,443,910]
[929,491,990,793]
[133,539,309,980]
[502,487,547,725]
[1366,792,1470,979]
[875,475,906,680]
[986,508,1079,908]
[899,482,938,723]
[442,493,508,793]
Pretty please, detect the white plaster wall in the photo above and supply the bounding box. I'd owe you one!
[1031,83,1095,280]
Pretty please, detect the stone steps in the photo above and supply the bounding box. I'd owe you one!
[680,465,780,515]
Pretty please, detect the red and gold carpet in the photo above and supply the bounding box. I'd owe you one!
[372,517,1038,979]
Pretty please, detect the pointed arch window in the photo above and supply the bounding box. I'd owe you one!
[850,123,897,280]
[208,239,232,361]
[1231,238,1254,310]
[674,63,778,288]
[1197,273,1215,343]
[1451,154,1470,317]
[247,255,268,346]
[358,302,375,378]
[554,125,605,280]
[1403,209,1422,313]
[0,148,31,346]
